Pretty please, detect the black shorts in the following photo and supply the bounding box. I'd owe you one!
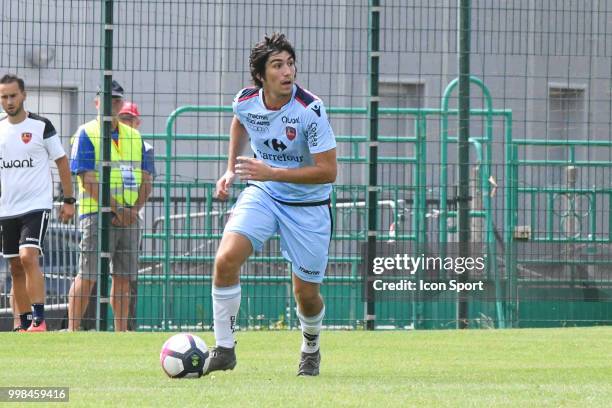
[0,210,50,257]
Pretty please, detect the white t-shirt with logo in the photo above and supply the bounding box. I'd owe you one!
[0,112,66,218]
[232,84,336,203]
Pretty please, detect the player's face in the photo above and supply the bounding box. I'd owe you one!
[261,51,296,97]
[0,82,26,117]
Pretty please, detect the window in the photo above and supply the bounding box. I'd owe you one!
[377,81,425,187]
[548,86,586,141]
[379,81,425,142]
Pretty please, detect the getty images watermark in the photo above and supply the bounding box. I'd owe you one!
[370,253,486,293]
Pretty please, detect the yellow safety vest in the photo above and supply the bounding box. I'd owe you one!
[72,119,143,216]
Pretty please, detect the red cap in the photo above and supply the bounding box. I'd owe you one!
[118,101,140,118]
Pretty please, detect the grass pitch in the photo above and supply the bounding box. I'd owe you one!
[1,327,611,407]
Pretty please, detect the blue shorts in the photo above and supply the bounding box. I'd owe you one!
[224,186,332,283]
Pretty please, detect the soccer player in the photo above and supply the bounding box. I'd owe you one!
[206,33,337,376]
[0,74,75,332]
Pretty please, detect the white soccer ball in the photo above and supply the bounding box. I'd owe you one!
[160,333,209,378]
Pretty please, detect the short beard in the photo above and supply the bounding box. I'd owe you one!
[6,105,23,117]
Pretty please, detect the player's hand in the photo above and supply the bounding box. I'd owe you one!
[235,156,274,182]
[215,170,236,200]
[58,204,75,223]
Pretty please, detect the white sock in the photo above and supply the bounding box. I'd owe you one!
[212,284,241,348]
[297,305,325,353]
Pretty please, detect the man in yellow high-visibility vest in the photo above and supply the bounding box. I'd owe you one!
[117,101,155,331]
[67,80,153,331]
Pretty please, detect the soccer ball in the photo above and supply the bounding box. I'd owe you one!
[160,333,209,378]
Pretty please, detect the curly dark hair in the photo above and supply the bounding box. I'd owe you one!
[249,33,296,88]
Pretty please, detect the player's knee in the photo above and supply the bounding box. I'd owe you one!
[18,252,38,271]
[293,286,321,308]
[10,268,26,279]
[9,260,25,278]
[214,250,243,277]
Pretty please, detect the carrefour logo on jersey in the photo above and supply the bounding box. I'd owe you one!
[264,138,287,152]
[0,157,34,169]
[256,149,304,163]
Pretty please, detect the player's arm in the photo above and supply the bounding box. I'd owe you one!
[235,149,337,184]
[55,155,75,222]
[55,155,74,200]
[43,119,75,222]
[215,116,249,199]
[227,116,249,173]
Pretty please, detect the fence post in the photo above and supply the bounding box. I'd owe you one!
[96,0,114,331]
[457,0,472,329]
[365,0,381,330]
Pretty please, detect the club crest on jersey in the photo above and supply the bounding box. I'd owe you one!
[21,132,32,144]
[286,126,296,141]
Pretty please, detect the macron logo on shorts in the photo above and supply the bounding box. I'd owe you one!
[299,266,320,276]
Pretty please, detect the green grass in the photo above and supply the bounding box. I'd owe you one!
[1,328,611,407]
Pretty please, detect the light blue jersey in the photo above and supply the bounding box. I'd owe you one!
[232,84,336,203]
[227,84,336,282]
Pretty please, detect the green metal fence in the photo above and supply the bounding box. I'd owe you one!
[132,74,612,330]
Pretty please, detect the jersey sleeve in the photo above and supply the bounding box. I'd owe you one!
[39,116,57,140]
[141,141,156,177]
[44,133,67,161]
[232,87,259,124]
[70,127,96,174]
[232,89,244,123]
[302,101,336,154]
[40,116,66,160]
